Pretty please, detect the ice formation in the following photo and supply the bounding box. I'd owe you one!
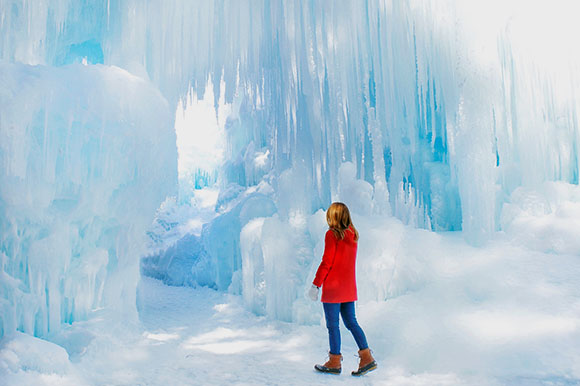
[1,0,580,338]
[0,63,177,337]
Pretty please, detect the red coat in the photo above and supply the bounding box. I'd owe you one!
[313,227,358,303]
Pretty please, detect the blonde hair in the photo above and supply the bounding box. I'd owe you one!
[326,202,359,242]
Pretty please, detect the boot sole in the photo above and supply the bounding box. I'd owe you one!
[351,362,377,376]
[314,364,341,374]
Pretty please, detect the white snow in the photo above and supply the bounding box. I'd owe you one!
[0,278,485,385]
[3,218,580,385]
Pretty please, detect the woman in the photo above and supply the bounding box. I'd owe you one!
[309,202,377,376]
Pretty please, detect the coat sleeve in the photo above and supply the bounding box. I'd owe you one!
[313,230,338,288]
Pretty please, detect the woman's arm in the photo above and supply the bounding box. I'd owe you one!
[313,230,337,287]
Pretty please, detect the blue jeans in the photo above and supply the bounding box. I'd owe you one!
[323,302,368,355]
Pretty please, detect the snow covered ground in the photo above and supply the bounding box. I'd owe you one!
[0,277,463,386]
[2,227,580,386]
[2,178,580,386]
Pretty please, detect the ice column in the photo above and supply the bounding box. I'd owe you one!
[0,64,177,338]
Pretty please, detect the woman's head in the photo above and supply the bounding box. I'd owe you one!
[326,202,359,241]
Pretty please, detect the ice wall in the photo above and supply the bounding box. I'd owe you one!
[134,0,578,238]
[0,63,177,338]
[3,0,578,236]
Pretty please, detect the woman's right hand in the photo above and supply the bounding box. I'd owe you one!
[308,284,320,301]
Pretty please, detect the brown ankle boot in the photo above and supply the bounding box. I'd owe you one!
[314,353,342,374]
[351,348,377,376]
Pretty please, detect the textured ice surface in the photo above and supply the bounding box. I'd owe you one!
[0,64,177,338]
[3,0,578,239]
[143,185,277,292]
